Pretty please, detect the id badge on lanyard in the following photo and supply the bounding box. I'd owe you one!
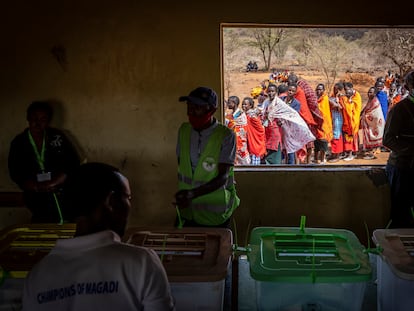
[28,131,52,181]
[37,172,51,182]
[28,130,63,224]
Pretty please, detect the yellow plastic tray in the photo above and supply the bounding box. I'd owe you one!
[0,223,76,278]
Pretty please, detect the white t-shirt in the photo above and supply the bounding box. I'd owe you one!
[22,230,175,311]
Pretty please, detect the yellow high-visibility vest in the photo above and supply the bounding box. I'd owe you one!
[178,122,240,226]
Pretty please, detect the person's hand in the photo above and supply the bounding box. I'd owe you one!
[37,179,60,192]
[174,189,195,208]
[36,181,54,192]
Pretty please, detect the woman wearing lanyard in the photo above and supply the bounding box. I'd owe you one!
[8,101,81,223]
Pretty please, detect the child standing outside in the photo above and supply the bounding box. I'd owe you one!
[241,97,266,165]
[225,96,251,165]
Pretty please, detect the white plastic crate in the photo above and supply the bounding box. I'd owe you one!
[170,280,225,310]
[124,227,232,311]
[373,229,414,311]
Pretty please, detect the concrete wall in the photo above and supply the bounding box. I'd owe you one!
[0,1,405,244]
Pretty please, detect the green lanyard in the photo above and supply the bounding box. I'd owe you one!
[27,130,63,224]
[28,131,46,171]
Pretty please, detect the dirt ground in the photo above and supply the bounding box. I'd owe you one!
[226,71,388,166]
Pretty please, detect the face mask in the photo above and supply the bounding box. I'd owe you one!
[188,110,215,130]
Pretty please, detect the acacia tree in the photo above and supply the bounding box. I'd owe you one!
[304,33,350,93]
[247,28,285,71]
[289,29,312,66]
[223,28,241,97]
[363,29,414,77]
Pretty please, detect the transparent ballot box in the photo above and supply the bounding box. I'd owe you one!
[246,226,371,311]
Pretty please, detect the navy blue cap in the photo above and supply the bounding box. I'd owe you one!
[179,86,218,108]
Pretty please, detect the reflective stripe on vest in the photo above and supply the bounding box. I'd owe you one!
[191,192,236,213]
[178,172,235,188]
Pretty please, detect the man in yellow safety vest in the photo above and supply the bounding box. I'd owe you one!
[175,86,240,227]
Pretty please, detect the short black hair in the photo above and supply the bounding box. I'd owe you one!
[287,73,298,83]
[316,83,325,90]
[228,95,240,106]
[63,162,123,220]
[278,84,289,94]
[344,82,353,89]
[334,82,344,90]
[267,83,277,90]
[26,101,53,122]
[242,96,254,108]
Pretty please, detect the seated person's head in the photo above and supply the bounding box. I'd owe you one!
[64,162,132,237]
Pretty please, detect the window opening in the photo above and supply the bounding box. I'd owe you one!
[221,24,414,167]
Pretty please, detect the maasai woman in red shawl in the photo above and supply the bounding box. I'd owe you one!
[225,95,251,165]
[242,97,266,165]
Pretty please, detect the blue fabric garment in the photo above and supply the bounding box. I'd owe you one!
[250,154,261,165]
[233,110,242,118]
[279,96,301,112]
[287,152,296,164]
[331,109,343,139]
[376,91,388,120]
[289,98,301,112]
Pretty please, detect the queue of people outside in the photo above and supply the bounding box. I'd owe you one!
[225,70,408,165]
